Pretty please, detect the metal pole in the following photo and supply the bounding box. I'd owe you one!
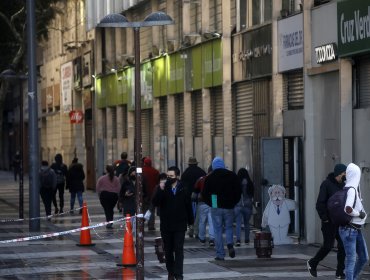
[27,0,40,231]
[134,26,144,280]
[19,81,24,219]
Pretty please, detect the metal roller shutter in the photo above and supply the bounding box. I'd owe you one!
[192,90,203,137]
[211,87,224,136]
[359,57,370,108]
[234,81,253,136]
[175,94,184,137]
[284,70,304,110]
[160,96,168,136]
[111,107,117,139]
[120,105,128,139]
[141,109,153,158]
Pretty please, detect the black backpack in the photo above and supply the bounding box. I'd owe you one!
[54,167,65,185]
[327,187,356,226]
[40,169,54,190]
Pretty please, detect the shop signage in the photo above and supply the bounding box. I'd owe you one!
[338,0,370,57]
[69,110,84,124]
[314,43,337,64]
[278,13,303,72]
[61,61,73,113]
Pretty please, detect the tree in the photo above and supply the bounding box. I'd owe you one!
[0,0,63,168]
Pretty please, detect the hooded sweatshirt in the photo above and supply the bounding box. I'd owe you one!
[344,163,367,225]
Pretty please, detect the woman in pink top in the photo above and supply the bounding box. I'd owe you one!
[96,165,121,229]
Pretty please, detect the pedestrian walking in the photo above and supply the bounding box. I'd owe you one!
[66,157,85,214]
[39,160,57,218]
[50,153,68,214]
[12,151,21,181]
[193,165,215,247]
[339,163,368,280]
[114,152,131,177]
[202,157,241,261]
[96,164,120,229]
[307,163,346,278]
[152,166,194,280]
[119,166,137,216]
[181,157,206,238]
[234,167,254,246]
[142,157,160,230]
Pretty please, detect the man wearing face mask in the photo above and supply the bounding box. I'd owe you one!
[152,166,194,280]
[307,163,347,279]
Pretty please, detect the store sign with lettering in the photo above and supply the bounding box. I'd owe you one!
[338,0,370,57]
[69,110,84,124]
[314,43,337,64]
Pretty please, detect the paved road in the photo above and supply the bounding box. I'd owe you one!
[1,170,370,279]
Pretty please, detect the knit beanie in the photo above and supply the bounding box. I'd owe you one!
[212,157,225,170]
[334,163,347,177]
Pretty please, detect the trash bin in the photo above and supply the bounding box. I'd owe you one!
[254,231,273,258]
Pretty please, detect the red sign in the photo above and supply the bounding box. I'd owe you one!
[69,110,84,124]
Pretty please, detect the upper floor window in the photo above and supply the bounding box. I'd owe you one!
[281,0,302,17]
[238,0,272,32]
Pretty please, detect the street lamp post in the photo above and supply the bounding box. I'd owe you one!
[0,69,27,219]
[98,12,174,279]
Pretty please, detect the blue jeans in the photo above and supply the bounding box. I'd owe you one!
[234,206,252,242]
[211,208,234,258]
[339,226,369,280]
[198,202,214,241]
[70,191,83,210]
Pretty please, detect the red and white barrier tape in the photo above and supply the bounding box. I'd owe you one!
[0,216,132,244]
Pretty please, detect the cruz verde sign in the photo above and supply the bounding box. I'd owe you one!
[338,0,370,57]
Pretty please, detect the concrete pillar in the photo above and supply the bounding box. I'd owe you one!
[184,91,193,161]
[272,0,283,137]
[153,97,161,170]
[201,0,210,33]
[340,59,353,163]
[303,0,316,244]
[221,0,233,169]
[106,107,114,164]
[202,88,212,168]
[167,94,176,167]
[183,0,191,35]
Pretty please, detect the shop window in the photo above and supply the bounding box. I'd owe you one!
[281,0,302,17]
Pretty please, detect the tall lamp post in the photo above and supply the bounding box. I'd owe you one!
[98,12,173,279]
[0,69,27,219]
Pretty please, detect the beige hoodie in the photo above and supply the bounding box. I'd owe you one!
[344,163,367,225]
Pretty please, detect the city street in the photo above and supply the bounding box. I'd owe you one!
[0,170,369,279]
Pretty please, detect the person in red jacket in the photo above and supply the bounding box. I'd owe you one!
[142,157,160,230]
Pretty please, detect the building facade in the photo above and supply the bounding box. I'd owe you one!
[36,0,370,245]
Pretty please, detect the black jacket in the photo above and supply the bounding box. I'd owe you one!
[119,178,136,216]
[181,165,206,195]
[66,163,85,193]
[152,181,194,232]
[202,168,241,209]
[316,172,345,221]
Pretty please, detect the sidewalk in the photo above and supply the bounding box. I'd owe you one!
[0,170,369,279]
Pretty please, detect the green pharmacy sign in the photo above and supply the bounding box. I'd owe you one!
[338,0,370,57]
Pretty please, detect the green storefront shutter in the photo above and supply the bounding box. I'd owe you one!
[203,41,213,88]
[127,67,135,111]
[117,71,128,105]
[192,45,202,90]
[213,39,223,86]
[96,77,106,109]
[176,52,185,93]
[106,74,118,107]
[153,58,163,97]
[168,54,177,94]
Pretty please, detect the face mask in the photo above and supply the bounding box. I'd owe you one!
[167,178,177,185]
[130,175,136,181]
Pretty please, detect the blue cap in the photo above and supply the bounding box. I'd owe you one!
[212,157,225,170]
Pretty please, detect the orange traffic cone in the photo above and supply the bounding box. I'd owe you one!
[117,214,136,267]
[76,202,95,247]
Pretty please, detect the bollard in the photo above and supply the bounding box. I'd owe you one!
[154,237,166,263]
[254,231,274,258]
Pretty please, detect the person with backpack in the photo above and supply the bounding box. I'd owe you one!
[66,157,85,214]
[39,160,57,218]
[50,154,68,214]
[338,163,368,280]
[114,152,131,177]
[307,163,347,279]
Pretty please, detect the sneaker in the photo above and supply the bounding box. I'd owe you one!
[335,273,345,279]
[198,238,206,245]
[54,208,59,214]
[214,257,225,261]
[70,209,74,214]
[59,209,64,214]
[307,259,317,277]
[245,240,250,245]
[227,244,235,258]
[209,240,215,247]
[236,240,241,247]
